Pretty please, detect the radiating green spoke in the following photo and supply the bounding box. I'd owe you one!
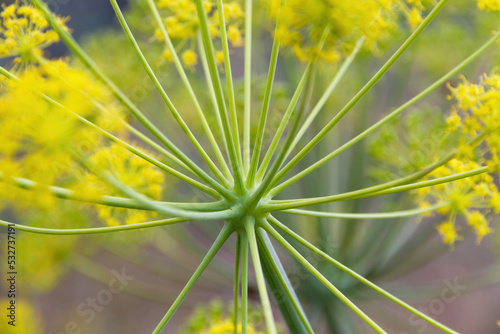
[244,217,278,334]
[0,218,188,235]
[246,0,283,187]
[281,202,449,220]
[260,219,387,333]
[233,233,242,334]
[266,216,459,334]
[240,232,249,334]
[152,223,234,334]
[243,0,253,175]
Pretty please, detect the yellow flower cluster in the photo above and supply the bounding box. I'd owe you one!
[82,143,165,226]
[446,72,500,171]
[416,71,500,248]
[0,0,68,65]
[264,0,407,63]
[155,0,244,68]
[478,0,500,11]
[181,300,265,334]
[417,159,498,247]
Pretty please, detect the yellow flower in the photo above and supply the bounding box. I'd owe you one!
[478,0,500,11]
[154,0,244,68]
[182,49,198,69]
[0,299,44,333]
[436,221,462,249]
[0,0,69,65]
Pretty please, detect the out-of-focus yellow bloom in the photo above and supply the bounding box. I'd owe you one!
[0,59,126,214]
[181,300,266,334]
[478,0,500,11]
[264,0,434,63]
[0,299,44,333]
[416,159,498,247]
[83,143,165,226]
[155,0,244,68]
[0,1,68,65]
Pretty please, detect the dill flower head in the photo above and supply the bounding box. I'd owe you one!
[154,0,244,67]
[0,0,68,65]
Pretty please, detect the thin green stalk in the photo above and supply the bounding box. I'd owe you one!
[273,0,450,187]
[246,0,282,187]
[240,232,249,334]
[270,30,500,194]
[266,162,488,211]
[145,0,232,180]
[152,223,234,333]
[0,218,187,235]
[233,233,242,334]
[194,0,246,195]
[256,225,314,334]
[216,0,243,171]
[29,0,230,200]
[244,217,277,334]
[0,171,222,212]
[0,65,219,198]
[255,64,313,183]
[243,0,253,174]
[266,217,459,334]
[198,33,227,150]
[109,0,230,187]
[260,219,386,333]
[281,202,449,220]
[289,37,365,154]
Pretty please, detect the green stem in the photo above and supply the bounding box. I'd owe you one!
[246,0,282,188]
[152,223,234,333]
[260,219,386,333]
[216,0,243,172]
[243,0,253,175]
[281,202,449,220]
[233,233,242,334]
[266,216,459,334]
[270,30,500,194]
[256,226,313,334]
[194,0,246,195]
[0,218,187,235]
[0,171,224,212]
[240,232,249,334]
[271,0,450,189]
[244,217,277,334]
[145,0,232,180]
[109,0,230,188]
